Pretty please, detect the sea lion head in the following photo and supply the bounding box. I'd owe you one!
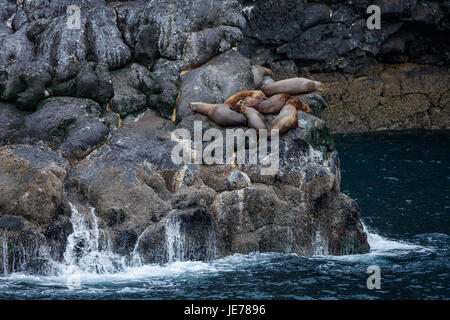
[314,81,324,92]
[298,101,312,113]
[231,100,243,112]
[234,100,246,113]
[189,102,199,111]
[287,98,312,113]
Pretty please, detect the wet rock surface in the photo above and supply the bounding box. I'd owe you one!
[0,144,72,274]
[63,110,368,263]
[9,97,110,162]
[5,0,448,272]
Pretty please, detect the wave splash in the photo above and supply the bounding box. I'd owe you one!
[1,205,433,284]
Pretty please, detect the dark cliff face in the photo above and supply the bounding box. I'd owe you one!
[239,0,450,70]
[238,0,450,133]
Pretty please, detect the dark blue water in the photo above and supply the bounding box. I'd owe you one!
[0,130,448,299]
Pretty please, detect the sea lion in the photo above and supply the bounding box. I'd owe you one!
[253,94,312,114]
[269,99,299,134]
[262,77,323,97]
[285,96,313,114]
[224,90,266,108]
[252,65,273,89]
[235,101,267,130]
[189,102,246,127]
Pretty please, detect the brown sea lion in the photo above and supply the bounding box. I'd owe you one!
[224,90,266,108]
[262,77,323,97]
[189,102,246,127]
[269,99,299,134]
[252,65,273,89]
[253,94,312,114]
[235,101,267,130]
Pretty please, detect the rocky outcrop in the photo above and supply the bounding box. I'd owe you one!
[1,97,111,162]
[177,49,254,121]
[0,0,387,274]
[65,108,368,264]
[0,145,72,274]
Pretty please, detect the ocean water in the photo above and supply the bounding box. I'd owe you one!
[0,130,448,300]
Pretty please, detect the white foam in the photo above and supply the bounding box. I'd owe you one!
[4,260,217,286]
[62,203,126,274]
[324,223,430,262]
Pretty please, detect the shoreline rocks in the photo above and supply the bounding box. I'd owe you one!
[5,0,447,273]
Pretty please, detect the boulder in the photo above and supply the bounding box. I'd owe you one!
[50,62,114,105]
[0,144,72,274]
[176,50,253,121]
[0,62,53,111]
[183,26,243,68]
[0,144,70,226]
[147,58,184,120]
[17,97,110,161]
[0,102,29,144]
[135,206,217,263]
[34,6,131,81]
[0,26,35,66]
[110,63,152,117]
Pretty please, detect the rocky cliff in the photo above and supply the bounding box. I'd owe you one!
[9,0,435,274]
[239,0,450,133]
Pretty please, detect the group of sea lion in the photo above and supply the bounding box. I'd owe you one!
[189,67,323,135]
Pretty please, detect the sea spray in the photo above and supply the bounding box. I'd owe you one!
[286,227,294,253]
[2,234,7,275]
[312,230,329,256]
[165,216,185,262]
[130,224,155,267]
[63,203,126,274]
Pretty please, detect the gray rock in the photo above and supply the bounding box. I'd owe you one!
[177,49,253,121]
[240,0,449,75]
[65,112,179,251]
[0,0,16,28]
[35,6,131,81]
[301,3,331,30]
[0,62,53,111]
[0,26,35,66]
[241,0,306,44]
[183,26,243,68]
[110,63,152,117]
[50,62,114,105]
[0,102,29,144]
[0,216,71,275]
[17,97,110,161]
[113,0,244,64]
[147,58,183,119]
[295,92,328,118]
[64,110,368,260]
[23,0,107,21]
[135,206,217,263]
